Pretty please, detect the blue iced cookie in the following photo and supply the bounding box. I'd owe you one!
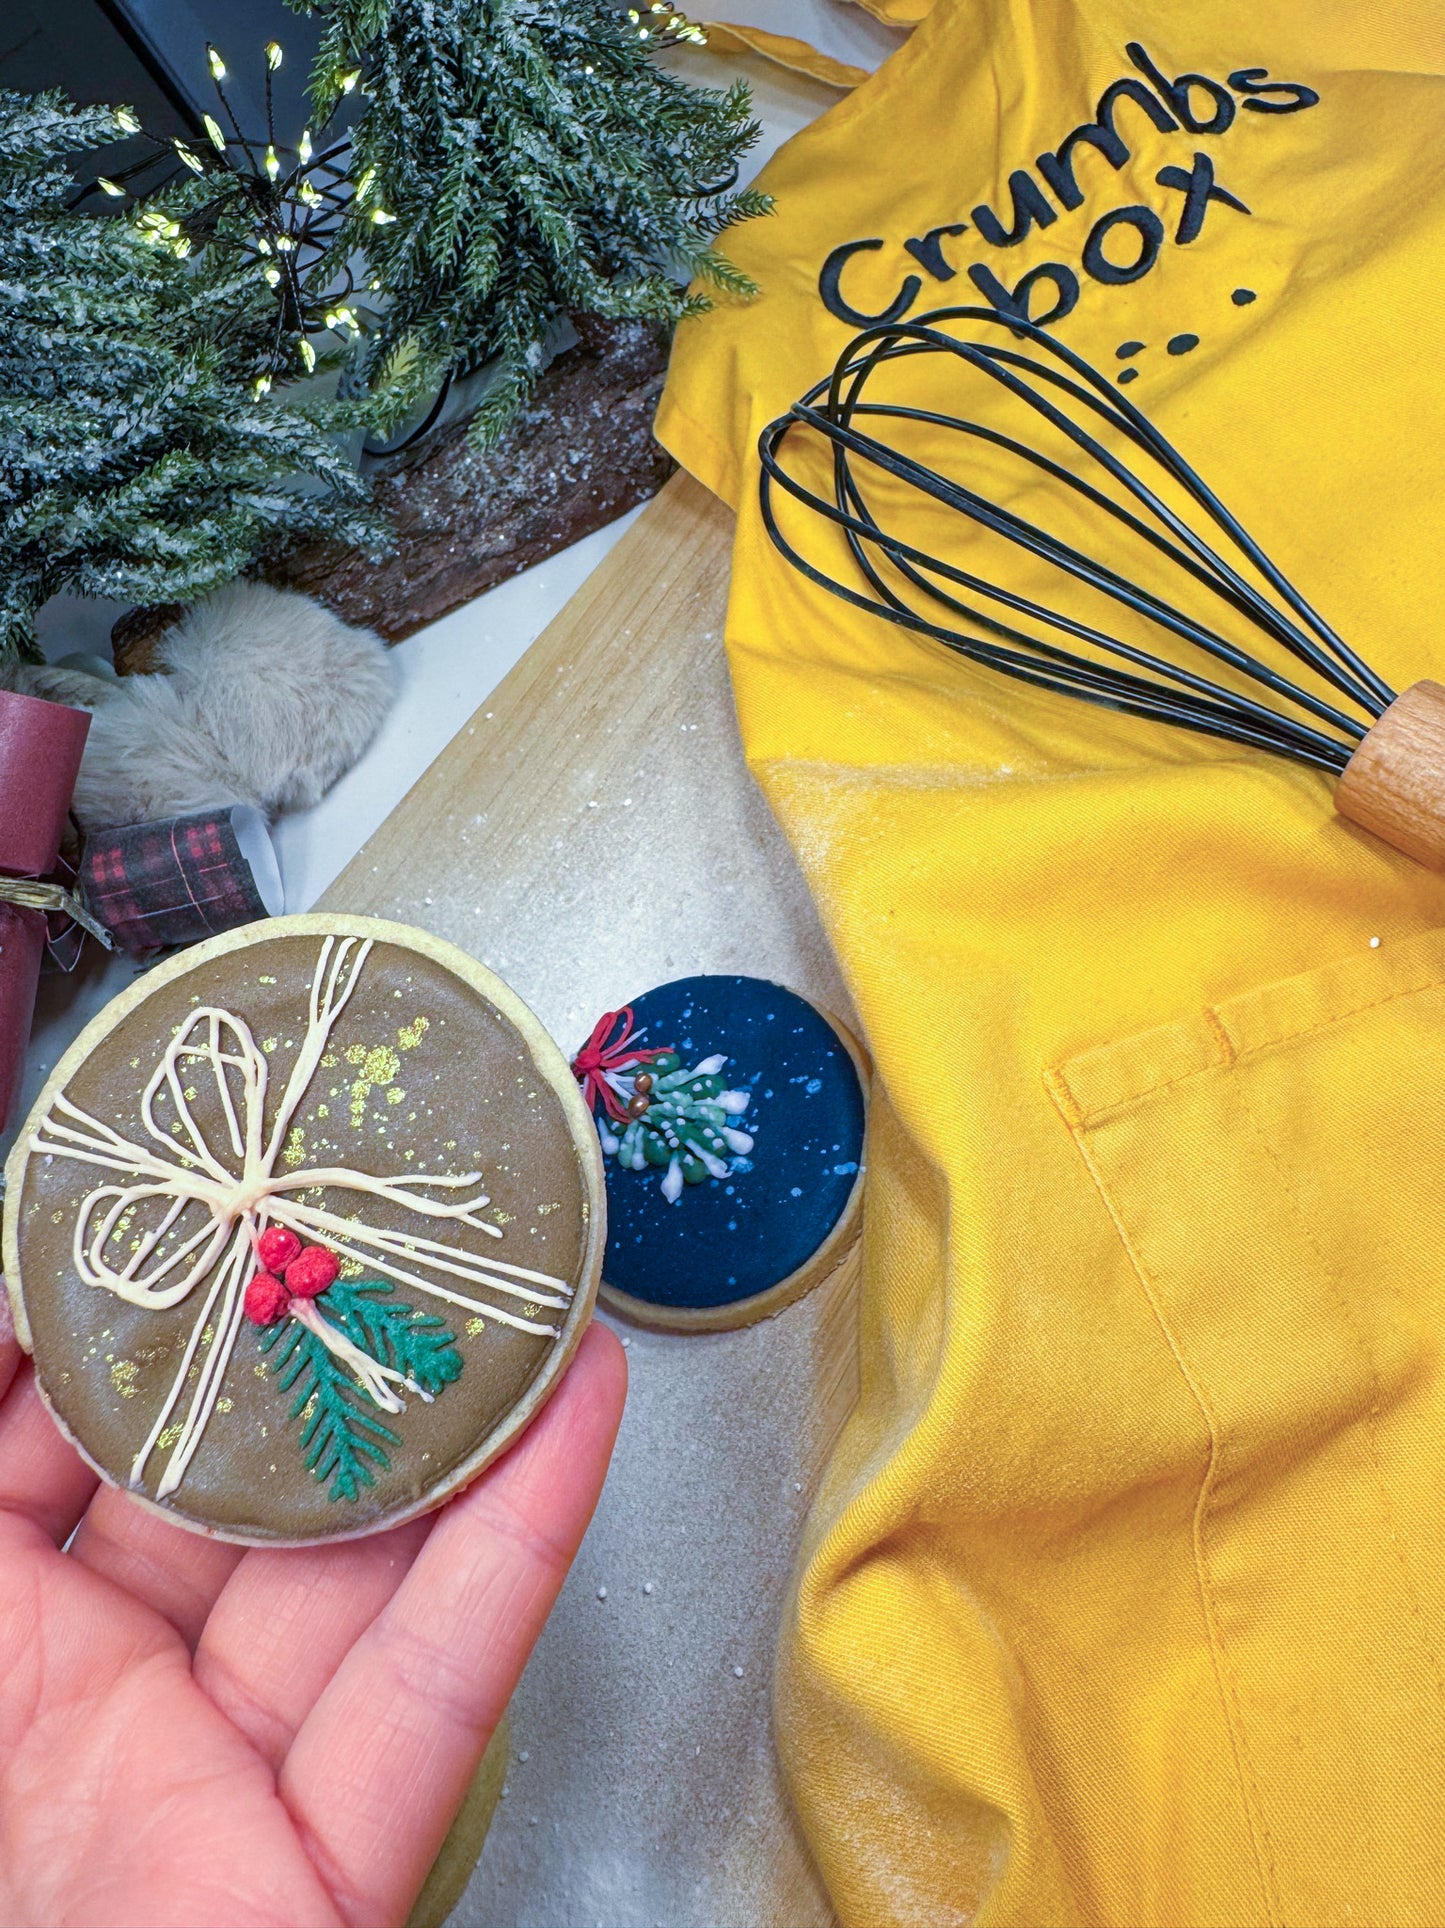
[573,975,867,1330]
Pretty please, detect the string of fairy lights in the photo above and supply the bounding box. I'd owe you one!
[75,6,713,400]
[77,40,370,395]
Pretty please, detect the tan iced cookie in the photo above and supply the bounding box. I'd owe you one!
[3,915,603,1545]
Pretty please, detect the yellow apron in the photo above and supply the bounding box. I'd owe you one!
[657,3,1445,1924]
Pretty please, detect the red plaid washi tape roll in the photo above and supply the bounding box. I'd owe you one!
[81,807,283,954]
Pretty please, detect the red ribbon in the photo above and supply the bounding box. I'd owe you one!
[572,1007,672,1123]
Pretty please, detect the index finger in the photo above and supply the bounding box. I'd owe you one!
[279,1321,628,1928]
[0,1280,20,1406]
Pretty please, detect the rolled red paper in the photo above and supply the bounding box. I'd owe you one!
[0,688,90,1129]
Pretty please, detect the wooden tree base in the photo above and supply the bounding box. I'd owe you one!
[112,319,676,671]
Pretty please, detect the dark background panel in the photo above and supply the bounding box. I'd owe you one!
[0,0,325,175]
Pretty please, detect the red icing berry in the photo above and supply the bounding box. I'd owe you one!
[244,1272,290,1325]
[285,1244,340,1299]
[256,1225,302,1273]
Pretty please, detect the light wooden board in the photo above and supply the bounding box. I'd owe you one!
[322,471,858,1928]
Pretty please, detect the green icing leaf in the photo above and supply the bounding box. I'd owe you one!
[256,1280,461,1503]
[322,1278,464,1397]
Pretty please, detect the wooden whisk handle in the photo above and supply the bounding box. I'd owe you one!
[1335,680,1445,869]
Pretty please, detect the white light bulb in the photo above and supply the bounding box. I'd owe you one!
[207,46,226,81]
[265,41,283,71]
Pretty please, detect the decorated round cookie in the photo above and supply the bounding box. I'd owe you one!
[573,975,867,1331]
[2,916,603,1544]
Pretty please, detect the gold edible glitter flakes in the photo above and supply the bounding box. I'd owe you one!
[364,1046,401,1083]
[346,1041,403,1127]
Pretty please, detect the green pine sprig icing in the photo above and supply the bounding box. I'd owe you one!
[257,1280,461,1502]
[324,1278,464,1396]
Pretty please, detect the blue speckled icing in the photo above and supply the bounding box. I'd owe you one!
[599,975,865,1312]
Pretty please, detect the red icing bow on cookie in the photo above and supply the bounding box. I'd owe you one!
[244,1229,341,1325]
[571,1007,673,1124]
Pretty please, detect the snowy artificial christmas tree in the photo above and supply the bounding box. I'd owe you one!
[0,89,378,662]
[297,0,771,444]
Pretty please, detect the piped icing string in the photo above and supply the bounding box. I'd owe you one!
[31,936,573,1499]
[571,1007,673,1123]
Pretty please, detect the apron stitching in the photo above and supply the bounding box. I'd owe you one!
[1218,974,1445,1062]
[1054,1113,1285,1928]
[1201,1006,1238,1065]
[1228,1085,1445,1720]
[1052,972,1445,1131]
[1045,1030,1233,1127]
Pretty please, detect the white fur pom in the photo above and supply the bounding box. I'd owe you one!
[1,582,396,829]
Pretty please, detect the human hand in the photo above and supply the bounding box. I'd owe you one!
[0,1291,627,1928]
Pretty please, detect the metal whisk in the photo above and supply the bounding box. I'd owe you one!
[758,306,1445,869]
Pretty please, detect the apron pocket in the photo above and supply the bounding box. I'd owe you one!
[1047,928,1445,1928]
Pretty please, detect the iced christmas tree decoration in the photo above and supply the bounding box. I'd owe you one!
[574,977,869,1333]
[574,1008,755,1204]
[2,916,604,1543]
